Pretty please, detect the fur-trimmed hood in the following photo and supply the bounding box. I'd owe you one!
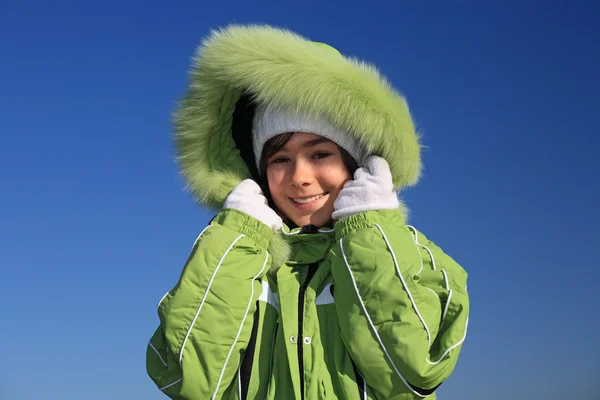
[173,24,422,210]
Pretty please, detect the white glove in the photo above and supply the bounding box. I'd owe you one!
[332,156,400,220]
[223,179,283,230]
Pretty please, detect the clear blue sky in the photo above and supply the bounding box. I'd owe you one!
[1,1,598,399]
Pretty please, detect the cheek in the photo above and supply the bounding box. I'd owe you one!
[266,169,285,199]
[322,167,352,191]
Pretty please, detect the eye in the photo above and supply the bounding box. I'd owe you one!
[312,152,332,160]
[269,156,290,164]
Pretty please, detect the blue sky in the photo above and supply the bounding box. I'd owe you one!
[1,1,599,399]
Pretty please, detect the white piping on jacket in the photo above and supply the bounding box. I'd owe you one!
[160,378,182,391]
[212,252,270,399]
[339,238,428,398]
[406,226,468,362]
[374,224,432,349]
[238,367,242,400]
[426,287,440,302]
[439,269,452,328]
[178,234,246,366]
[192,225,213,249]
[357,224,468,371]
[156,226,218,393]
[316,227,335,233]
[282,227,334,235]
[359,371,367,399]
[407,225,437,271]
[407,226,470,364]
[426,268,469,364]
[440,289,452,329]
[409,231,424,275]
[157,291,170,311]
[407,227,469,364]
[426,317,469,365]
[148,341,167,367]
[157,226,214,312]
[441,269,450,291]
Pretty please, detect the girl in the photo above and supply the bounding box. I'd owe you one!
[147,25,469,400]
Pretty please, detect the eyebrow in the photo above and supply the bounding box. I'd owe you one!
[276,136,332,154]
[301,137,331,148]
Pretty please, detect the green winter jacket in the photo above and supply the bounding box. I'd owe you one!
[146,25,469,400]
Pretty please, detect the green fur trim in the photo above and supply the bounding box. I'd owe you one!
[174,24,422,208]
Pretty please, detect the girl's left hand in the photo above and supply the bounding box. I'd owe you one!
[332,156,400,220]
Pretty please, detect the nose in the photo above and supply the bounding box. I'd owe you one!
[290,159,313,188]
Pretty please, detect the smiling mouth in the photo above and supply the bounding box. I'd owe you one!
[291,193,327,204]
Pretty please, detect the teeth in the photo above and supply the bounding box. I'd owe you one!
[293,194,324,204]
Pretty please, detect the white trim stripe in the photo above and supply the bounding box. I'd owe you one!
[192,225,212,249]
[238,367,242,400]
[426,317,469,365]
[441,269,450,291]
[360,372,367,400]
[404,227,469,365]
[364,224,468,370]
[179,234,245,366]
[407,225,437,271]
[407,225,418,239]
[282,227,334,235]
[339,238,427,398]
[440,290,452,328]
[415,245,424,275]
[374,224,432,349]
[157,291,170,311]
[317,227,335,233]
[158,226,214,314]
[148,341,168,367]
[422,244,437,270]
[157,227,214,313]
[407,227,425,275]
[160,378,182,391]
[212,252,269,399]
[426,287,440,302]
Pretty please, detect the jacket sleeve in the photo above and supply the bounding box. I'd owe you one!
[146,209,272,400]
[331,210,469,398]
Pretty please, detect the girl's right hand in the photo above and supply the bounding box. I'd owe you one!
[332,156,400,220]
[223,179,283,230]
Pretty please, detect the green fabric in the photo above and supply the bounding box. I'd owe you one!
[147,209,469,399]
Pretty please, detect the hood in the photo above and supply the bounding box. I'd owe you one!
[173,24,422,209]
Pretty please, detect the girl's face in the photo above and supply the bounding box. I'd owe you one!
[266,132,352,228]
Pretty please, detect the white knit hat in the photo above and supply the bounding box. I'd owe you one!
[252,104,366,168]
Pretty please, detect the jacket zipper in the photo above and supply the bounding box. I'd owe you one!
[297,261,318,400]
[297,224,328,400]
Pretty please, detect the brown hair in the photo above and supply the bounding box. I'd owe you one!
[257,132,359,221]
